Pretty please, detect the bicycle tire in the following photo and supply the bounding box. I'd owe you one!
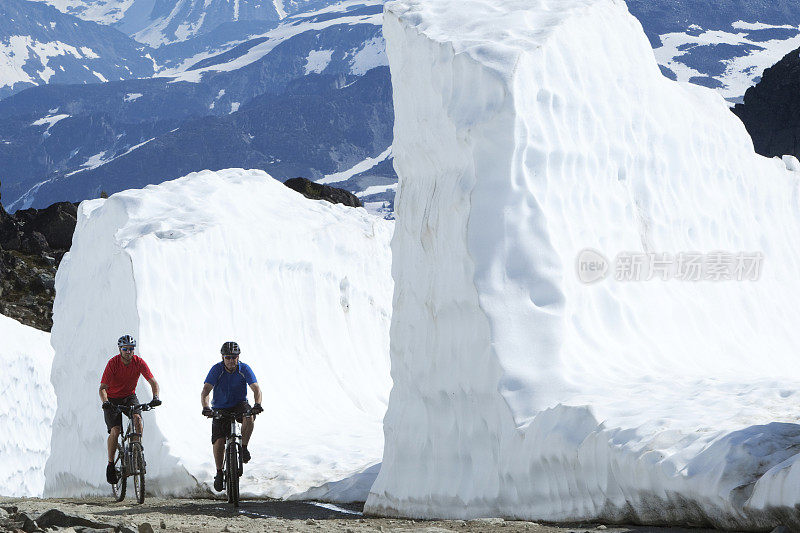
[226,443,239,507]
[111,443,126,501]
[132,443,146,504]
[225,443,232,504]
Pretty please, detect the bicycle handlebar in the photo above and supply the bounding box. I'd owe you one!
[209,408,252,420]
[114,403,155,415]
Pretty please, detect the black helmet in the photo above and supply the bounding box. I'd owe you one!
[221,341,241,356]
[118,335,136,347]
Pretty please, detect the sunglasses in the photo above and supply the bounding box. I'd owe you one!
[121,347,134,352]
[223,355,238,360]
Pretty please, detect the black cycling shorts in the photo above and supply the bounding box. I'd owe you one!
[104,394,140,433]
[211,401,252,444]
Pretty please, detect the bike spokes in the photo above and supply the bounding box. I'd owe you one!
[112,443,127,502]
[132,444,146,504]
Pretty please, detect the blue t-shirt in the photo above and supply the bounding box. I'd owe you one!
[204,362,257,409]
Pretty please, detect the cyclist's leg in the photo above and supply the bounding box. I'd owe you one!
[235,402,253,464]
[126,394,142,442]
[211,418,228,491]
[213,438,225,470]
[241,416,254,446]
[104,402,123,462]
[211,416,230,469]
[107,426,121,462]
[236,402,254,447]
[132,414,143,441]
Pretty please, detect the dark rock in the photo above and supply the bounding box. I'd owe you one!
[35,509,118,530]
[15,201,78,250]
[284,177,362,208]
[0,202,22,250]
[20,231,49,255]
[732,46,800,159]
[31,272,56,292]
[17,512,38,533]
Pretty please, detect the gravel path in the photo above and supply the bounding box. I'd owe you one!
[0,497,742,533]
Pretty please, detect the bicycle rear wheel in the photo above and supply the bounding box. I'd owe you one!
[111,443,126,501]
[226,443,239,507]
[132,443,146,504]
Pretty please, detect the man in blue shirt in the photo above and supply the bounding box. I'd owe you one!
[201,341,263,492]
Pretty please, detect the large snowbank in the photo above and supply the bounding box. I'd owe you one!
[0,313,55,497]
[44,169,393,500]
[366,0,800,528]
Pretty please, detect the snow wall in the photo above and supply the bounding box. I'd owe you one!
[0,313,55,497]
[44,169,393,501]
[366,0,800,528]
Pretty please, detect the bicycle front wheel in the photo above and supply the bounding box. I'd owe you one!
[132,443,146,504]
[111,443,126,502]
[226,444,239,507]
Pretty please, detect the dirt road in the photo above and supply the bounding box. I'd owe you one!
[0,497,745,533]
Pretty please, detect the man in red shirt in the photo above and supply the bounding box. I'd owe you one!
[100,334,161,485]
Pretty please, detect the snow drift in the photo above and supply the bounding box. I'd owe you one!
[44,169,393,500]
[366,0,800,528]
[0,312,55,497]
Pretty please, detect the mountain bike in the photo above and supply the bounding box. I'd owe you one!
[110,403,155,504]
[211,409,249,507]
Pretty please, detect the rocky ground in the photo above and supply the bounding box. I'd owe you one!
[0,498,752,533]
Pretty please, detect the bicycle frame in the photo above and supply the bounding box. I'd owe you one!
[212,409,250,506]
[111,403,153,503]
[118,404,149,449]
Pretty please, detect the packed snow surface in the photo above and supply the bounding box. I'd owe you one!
[367,0,800,528]
[0,313,56,497]
[44,169,393,500]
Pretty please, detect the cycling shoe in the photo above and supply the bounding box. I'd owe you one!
[106,463,118,485]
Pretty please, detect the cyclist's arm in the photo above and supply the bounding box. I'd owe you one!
[147,376,160,398]
[249,383,262,404]
[201,383,213,409]
[99,383,110,402]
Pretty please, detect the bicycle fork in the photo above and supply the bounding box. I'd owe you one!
[223,440,243,486]
[125,443,147,475]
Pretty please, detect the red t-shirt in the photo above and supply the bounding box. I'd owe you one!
[100,354,154,399]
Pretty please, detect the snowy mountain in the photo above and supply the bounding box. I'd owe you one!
[0,0,155,100]
[29,0,331,46]
[627,0,800,101]
[124,0,285,48]
[26,0,800,103]
[45,169,392,499]
[151,1,384,79]
[0,0,392,213]
[368,0,800,527]
[3,0,794,214]
[15,67,392,210]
